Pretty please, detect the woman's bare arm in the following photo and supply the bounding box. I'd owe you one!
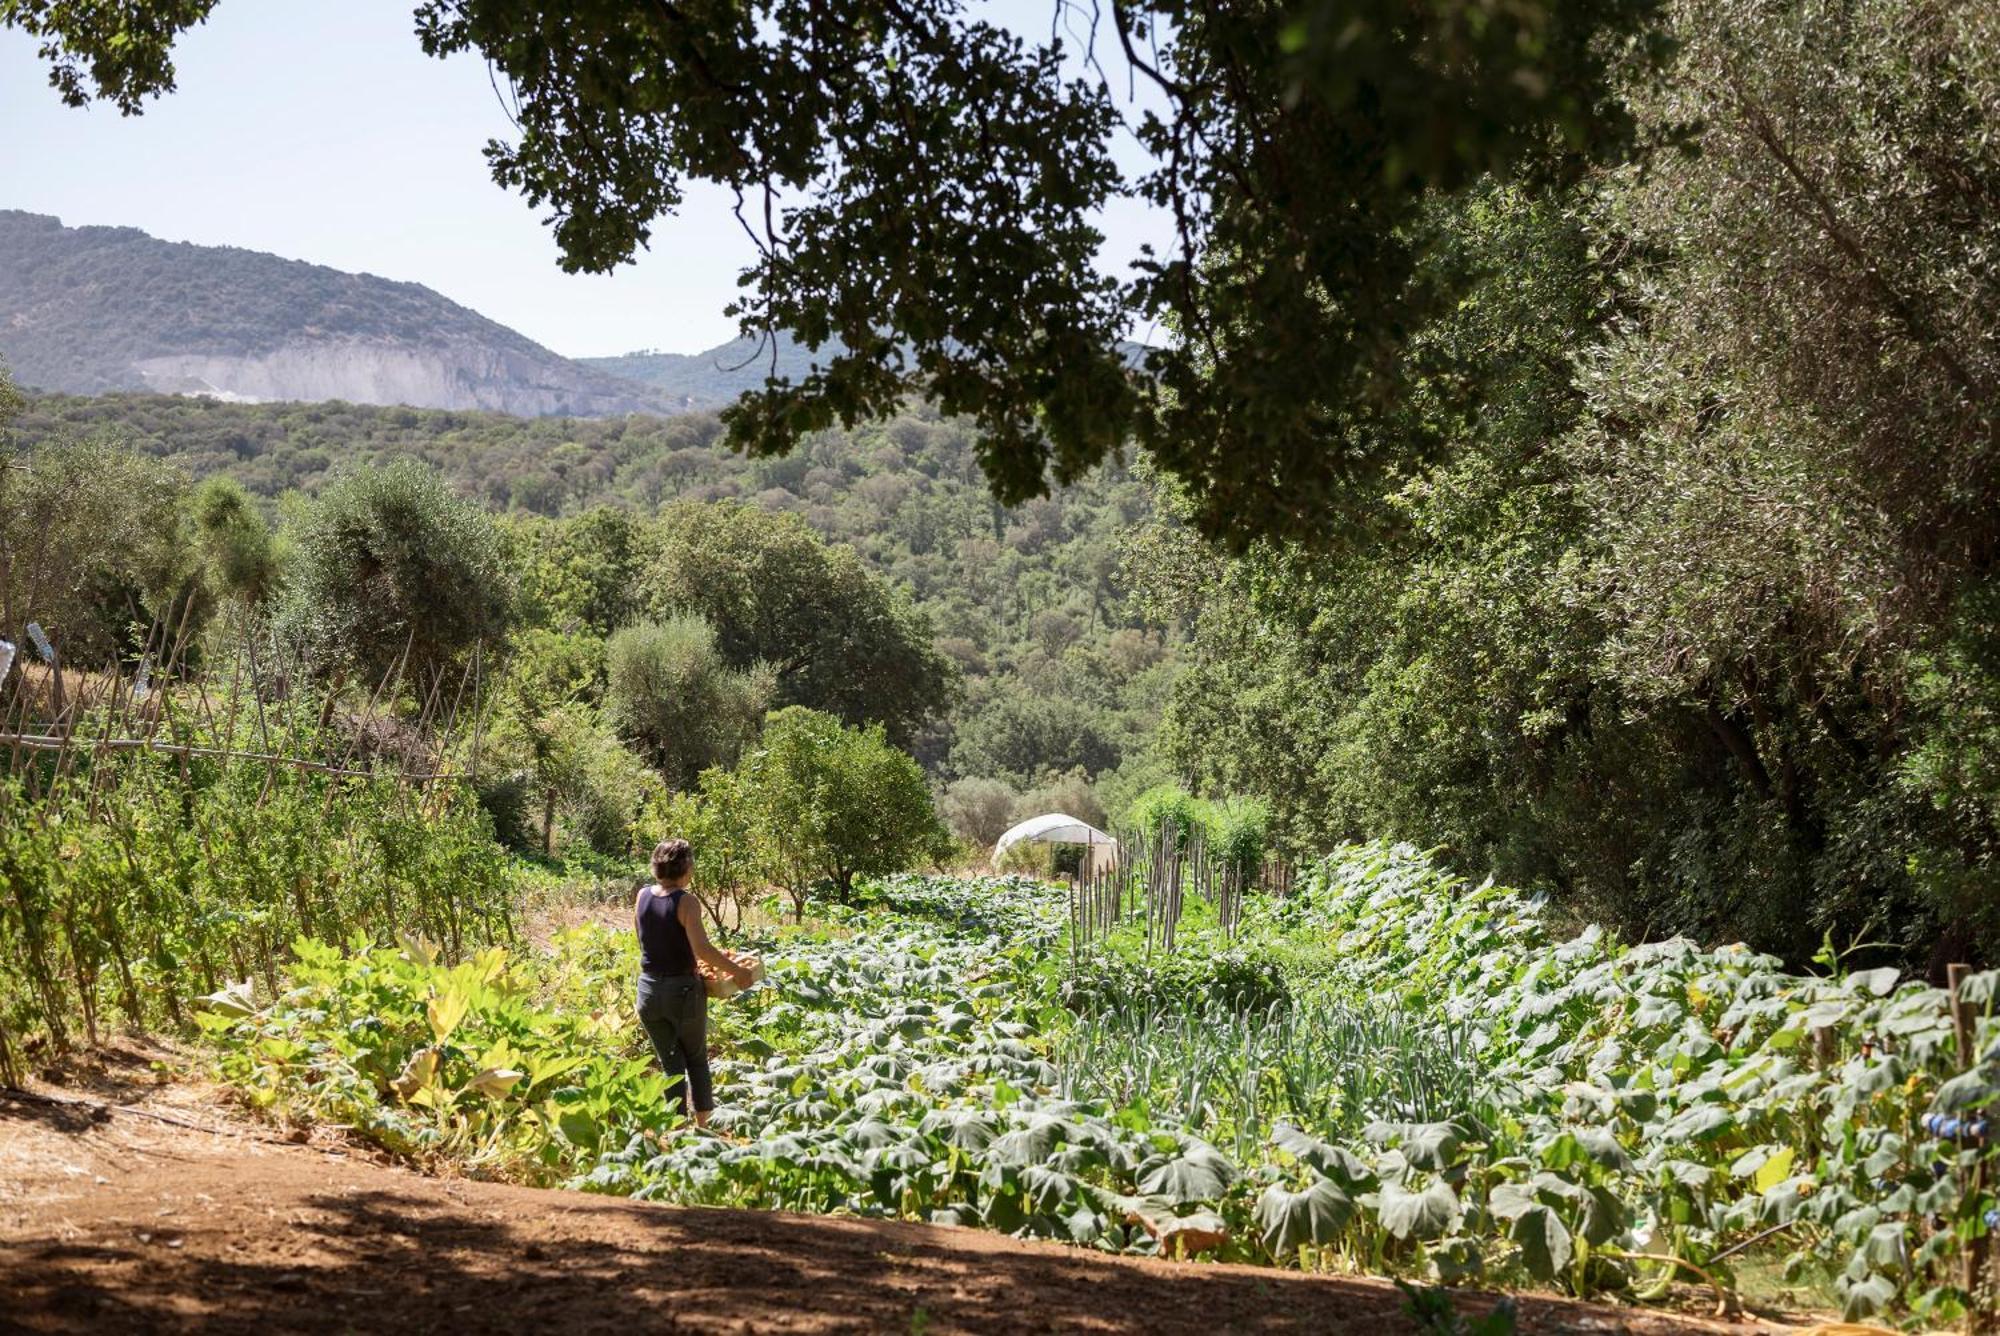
[679,893,755,982]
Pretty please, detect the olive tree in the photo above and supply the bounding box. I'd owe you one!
[279,460,514,692]
[604,613,770,790]
[647,503,954,746]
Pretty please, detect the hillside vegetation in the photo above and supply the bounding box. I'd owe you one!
[5,389,1172,801]
[580,335,840,411]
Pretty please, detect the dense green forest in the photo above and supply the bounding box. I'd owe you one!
[1136,0,2000,973]
[4,389,1176,824]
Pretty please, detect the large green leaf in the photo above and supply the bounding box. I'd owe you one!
[1573,1128,1632,1173]
[1063,1205,1104,1243]
[1486,1181,1539,1222]
[1366,1119,1472,1171]
[1847,968,1900,999]
[1254,1177,1355,1255]
[1841,1270,1897,1321]
[1138,1142,1235,1204]
[1933,1065,2000,1113]
[1573,1183,1623,1244]
[1512,1204,1573,1281]
[1021,1163,1078,1213]
[1378,1176,1461,1240]
[1659,1103,1734,1141]
[841,1118,900,1150]
[919,1108,999,1151]
[1271,1124,1376,1188]
[987,1115,1077,1167]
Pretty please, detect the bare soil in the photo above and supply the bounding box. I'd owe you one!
[0,1046,1802,1336]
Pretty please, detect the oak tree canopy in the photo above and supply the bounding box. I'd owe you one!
[7,0,1668,544]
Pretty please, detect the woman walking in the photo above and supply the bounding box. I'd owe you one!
[636,838,755,1128]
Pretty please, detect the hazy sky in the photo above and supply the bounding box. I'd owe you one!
[1,2,1165,360]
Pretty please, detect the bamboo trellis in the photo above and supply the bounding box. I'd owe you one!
[1066,821,1295,972]
[2,610,492,806]
[0,612,505,1085]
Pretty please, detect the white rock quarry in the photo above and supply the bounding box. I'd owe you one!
[132,336,658,417]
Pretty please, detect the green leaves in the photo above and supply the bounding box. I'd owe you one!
[1378,1176,1463,1241]
[1932,1064,2000,1113]
[1254,1177,1355,1255]
[1271,1124,1376,1188]
[427,987,471,1044]
[1366,1118,1477,1172]
[199,854,1988,1319]
[918,1108,1000,1152]
[1136,1141,1235,1205]
[1020,1163,1079,1214]
[1508,1205,1573,1281]
[729,706,951,914]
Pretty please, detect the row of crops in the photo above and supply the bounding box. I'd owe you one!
[200,845,2000,1324]
[0,745,511,1082]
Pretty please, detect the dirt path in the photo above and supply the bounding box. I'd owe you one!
[1,1050,1796,1336]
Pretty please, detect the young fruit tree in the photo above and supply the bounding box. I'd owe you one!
[735,706,950,920]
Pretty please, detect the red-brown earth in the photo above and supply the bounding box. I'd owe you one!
[1,1045,1816,1335]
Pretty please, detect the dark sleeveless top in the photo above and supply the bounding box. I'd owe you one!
[636,886,696,978]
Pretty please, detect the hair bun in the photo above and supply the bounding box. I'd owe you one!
[652,838,694,881]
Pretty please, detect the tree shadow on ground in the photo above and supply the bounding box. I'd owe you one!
[0,1181,1455,1335]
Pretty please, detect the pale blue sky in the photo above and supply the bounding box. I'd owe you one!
[1,2,1166,360]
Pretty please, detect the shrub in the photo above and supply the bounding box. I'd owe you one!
[939,775,1020,847]
[1014,769,1108,831]
[646,503,954,746]
[637,768,771,934]
[472,769,539,853]
[1207,796,1272,881]
[279,460,514,690]
[1129,784,1204,851]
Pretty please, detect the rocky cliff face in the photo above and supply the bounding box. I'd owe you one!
[0,210,668,417]
[131,339,661,416]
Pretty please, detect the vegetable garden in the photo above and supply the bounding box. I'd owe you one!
[198,845,2000,1326]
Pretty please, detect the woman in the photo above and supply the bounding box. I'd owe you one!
[636,838,755,1128]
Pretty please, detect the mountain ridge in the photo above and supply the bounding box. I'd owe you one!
[580,335,841,410]
[0,210,671,417]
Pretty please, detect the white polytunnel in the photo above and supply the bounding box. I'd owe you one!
[990,812,1119,871]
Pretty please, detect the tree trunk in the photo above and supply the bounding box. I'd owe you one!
[1703,705,1773,798]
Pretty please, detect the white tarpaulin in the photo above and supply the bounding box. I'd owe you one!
[991,812,1118,870]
